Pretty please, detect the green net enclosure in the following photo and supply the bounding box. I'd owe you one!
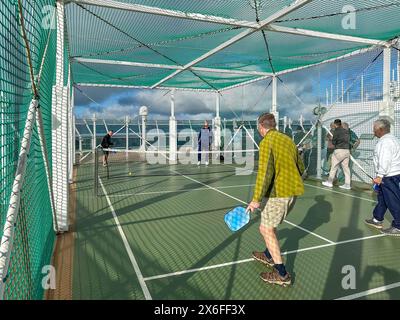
[0,0,56,299]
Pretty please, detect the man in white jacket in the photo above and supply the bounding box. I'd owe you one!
[365,119,400,236]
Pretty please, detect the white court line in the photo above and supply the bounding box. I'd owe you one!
[107,184,255,197]
[283,220,335,244]
[336,281,400,300]
[175,171,335,245]
[223,163,377,204]
[99,177,152,300]
[144,233,385,281]
[304,183,377,203]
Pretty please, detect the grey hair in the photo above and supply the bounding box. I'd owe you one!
[342,122,349,130]
[374,118,391,133]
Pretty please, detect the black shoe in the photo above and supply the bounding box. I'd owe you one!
[365,218,383,229]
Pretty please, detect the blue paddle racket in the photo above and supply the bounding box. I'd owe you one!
[224,206,250,232]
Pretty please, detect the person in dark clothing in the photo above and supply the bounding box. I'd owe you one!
[324,122,336,171]
[322,119,352,190]
[101,130,114,166]
[337,122,361,183]
[197,121,212,166]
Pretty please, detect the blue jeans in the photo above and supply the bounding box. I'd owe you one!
[373,174,400,229]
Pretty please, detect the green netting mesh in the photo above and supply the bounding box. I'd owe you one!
[0,0,56,300]
[117,0,294,22]
[65,0,400,90]
[275,0,400,40]
[162,70,260,90]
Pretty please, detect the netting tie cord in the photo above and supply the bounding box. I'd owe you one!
[17,0,38,98]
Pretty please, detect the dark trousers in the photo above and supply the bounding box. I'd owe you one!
[373,174,400,229]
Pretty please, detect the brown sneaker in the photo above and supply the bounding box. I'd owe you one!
[260,269,292,287]
[252,251,274,267]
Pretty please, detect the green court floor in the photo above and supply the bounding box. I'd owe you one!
[71,159,400,300]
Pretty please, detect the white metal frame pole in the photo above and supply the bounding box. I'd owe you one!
[0,99,38,298]
[271,76,279,129]
[397,46,400,91]
[141,112,147,151]
[68,66,73,183]
[92,113,97,152]
[125,116,129,151]
[51,0,69,232]
[214,93,221,151]
[36,108,59,232]
[169,89,177,164]
[316,120,322,179]
[381,47,394,121]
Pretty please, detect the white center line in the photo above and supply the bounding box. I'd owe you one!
[223,163,376,204]
[336,281,400,300]
[144,234,385,281]
[174,171,334,244]
[304,183,377,203]
[107,184,255,197]
[99,177,152,300]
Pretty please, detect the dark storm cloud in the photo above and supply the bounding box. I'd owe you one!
[74,86,129,106]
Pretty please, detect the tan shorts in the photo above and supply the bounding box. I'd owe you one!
[260,197,296,228]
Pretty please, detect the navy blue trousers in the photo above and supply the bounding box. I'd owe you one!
[373,174,400,229]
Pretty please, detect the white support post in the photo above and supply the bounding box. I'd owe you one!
[92,114,97,151]
[36,108,59,232]
[316,121,322,180]
[68,67,73,184]
[169,90,177,164]
[139,106,148,151]
[214,93,221,151]
[51,0,69,232]
[155,120,161,150]
[271,76,279,129]
[79,136,83,155]
[72,115,76,164]
[380,47,394,122]
[330,83,333,105]
[125,116,129,151]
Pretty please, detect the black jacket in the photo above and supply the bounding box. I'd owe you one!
[332,127,350,150]
[101,134,113,148]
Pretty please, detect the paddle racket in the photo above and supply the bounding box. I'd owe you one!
[224,206,250,232]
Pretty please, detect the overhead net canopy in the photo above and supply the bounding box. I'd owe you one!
[66,0,400,91]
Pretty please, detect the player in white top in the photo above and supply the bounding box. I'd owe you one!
[365,118,400,236]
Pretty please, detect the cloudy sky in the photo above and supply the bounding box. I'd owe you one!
[74,71,321,121]
[74,49,387,122]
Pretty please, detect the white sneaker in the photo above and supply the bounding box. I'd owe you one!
[322,181,333,188]
[205,161,209,166]
[339,184,351,190]
[197,161,201,166]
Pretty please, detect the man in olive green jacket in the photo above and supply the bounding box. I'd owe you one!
[247,113,304,286]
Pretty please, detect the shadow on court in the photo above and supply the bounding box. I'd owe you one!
[279,195,333,284]
[322,191,363,299]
